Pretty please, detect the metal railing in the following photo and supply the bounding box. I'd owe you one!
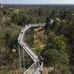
[24,63,36,74]
[18,23,45,74]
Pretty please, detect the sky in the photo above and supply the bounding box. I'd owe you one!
[0,0,74,4]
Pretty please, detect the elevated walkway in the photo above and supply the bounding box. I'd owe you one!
[18,23,45,74]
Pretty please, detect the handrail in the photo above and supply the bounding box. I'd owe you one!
[24,63,36,74]
[18,23,45,74]
[34,62,43,74]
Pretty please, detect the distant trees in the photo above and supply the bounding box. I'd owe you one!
[11,8,49,25]
[11,13,38,25]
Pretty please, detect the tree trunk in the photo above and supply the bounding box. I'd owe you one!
[54,65,57,74]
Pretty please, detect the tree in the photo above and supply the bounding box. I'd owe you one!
[41,17,70,74]
[42,35,69,73]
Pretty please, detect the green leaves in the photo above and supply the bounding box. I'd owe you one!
[33,40,44,55]
[55,35,67,51]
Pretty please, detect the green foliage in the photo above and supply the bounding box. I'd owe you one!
[0,7,73,73]
[11,13,25,25]
[54,35,67,51]
[41,15,70,73]
[1,51,13,65]
[33,40,44,55]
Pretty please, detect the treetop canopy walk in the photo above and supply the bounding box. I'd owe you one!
[18,23,45,74]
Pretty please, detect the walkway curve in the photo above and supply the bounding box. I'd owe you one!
[18,23,45,74]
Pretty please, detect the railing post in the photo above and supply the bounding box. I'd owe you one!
[18,45,23,72]
[22,49,25,71]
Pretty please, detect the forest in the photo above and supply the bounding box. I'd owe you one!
[0,6,74,74]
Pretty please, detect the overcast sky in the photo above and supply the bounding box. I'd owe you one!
[0,0,74,4]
